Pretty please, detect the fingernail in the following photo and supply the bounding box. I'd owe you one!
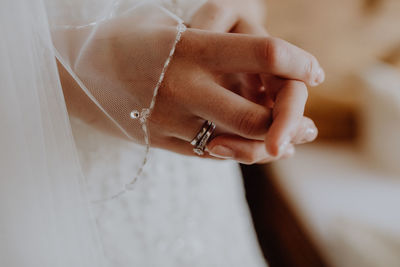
[313,67,325,85]
[278,137,291,156]
[209,145,235,159]
[306,126,318,141]
[300,126,318,144]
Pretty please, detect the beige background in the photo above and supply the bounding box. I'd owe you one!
[264,0,400,139]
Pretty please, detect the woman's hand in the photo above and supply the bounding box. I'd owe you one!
[189,0,323,164]
[60,10,323,164]
[151,28,322,162]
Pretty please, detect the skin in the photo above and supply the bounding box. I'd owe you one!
[190,0,324,163]
[59,2,324,165]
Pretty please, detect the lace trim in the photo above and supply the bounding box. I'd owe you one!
[95,22,187,203]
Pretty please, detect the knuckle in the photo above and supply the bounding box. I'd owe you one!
[235,109,269,138]
[262,37,288,71]
[236,111,258,137]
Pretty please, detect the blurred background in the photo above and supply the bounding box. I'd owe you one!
[242,0,400,266]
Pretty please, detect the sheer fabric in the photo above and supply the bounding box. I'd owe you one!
[58,1,266,266]
[0,0,267,266]
[0,0,188,264]
[0,0,104,266]
[46,0,189,196]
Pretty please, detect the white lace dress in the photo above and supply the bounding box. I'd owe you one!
[72,117,267,267]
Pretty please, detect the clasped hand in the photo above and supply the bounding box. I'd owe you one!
[62,2,324,165]
[150,1,324,164]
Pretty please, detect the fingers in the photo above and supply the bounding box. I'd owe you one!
[228,18,319,152]
[151,114,315,164]
[186,80,272,140]
[190,2,238,32]
[291,117,318,145]
[265,80,309,156]
[207,134,294,164]
[230,18,278,108]
[177,29,325,87]
[154,114,210,143]
[154,117,315,165]
[151,136,218,159]
[206,116,316,164]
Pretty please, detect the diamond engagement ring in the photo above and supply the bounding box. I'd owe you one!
[191,120,216,156]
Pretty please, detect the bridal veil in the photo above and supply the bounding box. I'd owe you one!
[0,0,204,265]
[0,0,104,265]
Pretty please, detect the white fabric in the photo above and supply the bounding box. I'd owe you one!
[0,0,267,266]
[72,118,267,266]
[46,0,189,194]
[0,0,104,266]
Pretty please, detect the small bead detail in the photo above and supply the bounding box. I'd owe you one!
[130,110,140,119]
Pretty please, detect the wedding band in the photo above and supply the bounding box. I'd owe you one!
[191,121,216,156]
[190,121,212,146]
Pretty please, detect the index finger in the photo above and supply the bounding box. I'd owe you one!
[176,29,325,87]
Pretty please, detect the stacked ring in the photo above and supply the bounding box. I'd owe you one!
[191,120,216,156]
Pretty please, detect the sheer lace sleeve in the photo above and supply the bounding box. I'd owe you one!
[44,0,188,197]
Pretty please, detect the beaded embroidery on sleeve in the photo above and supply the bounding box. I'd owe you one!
[123,23,187,198]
